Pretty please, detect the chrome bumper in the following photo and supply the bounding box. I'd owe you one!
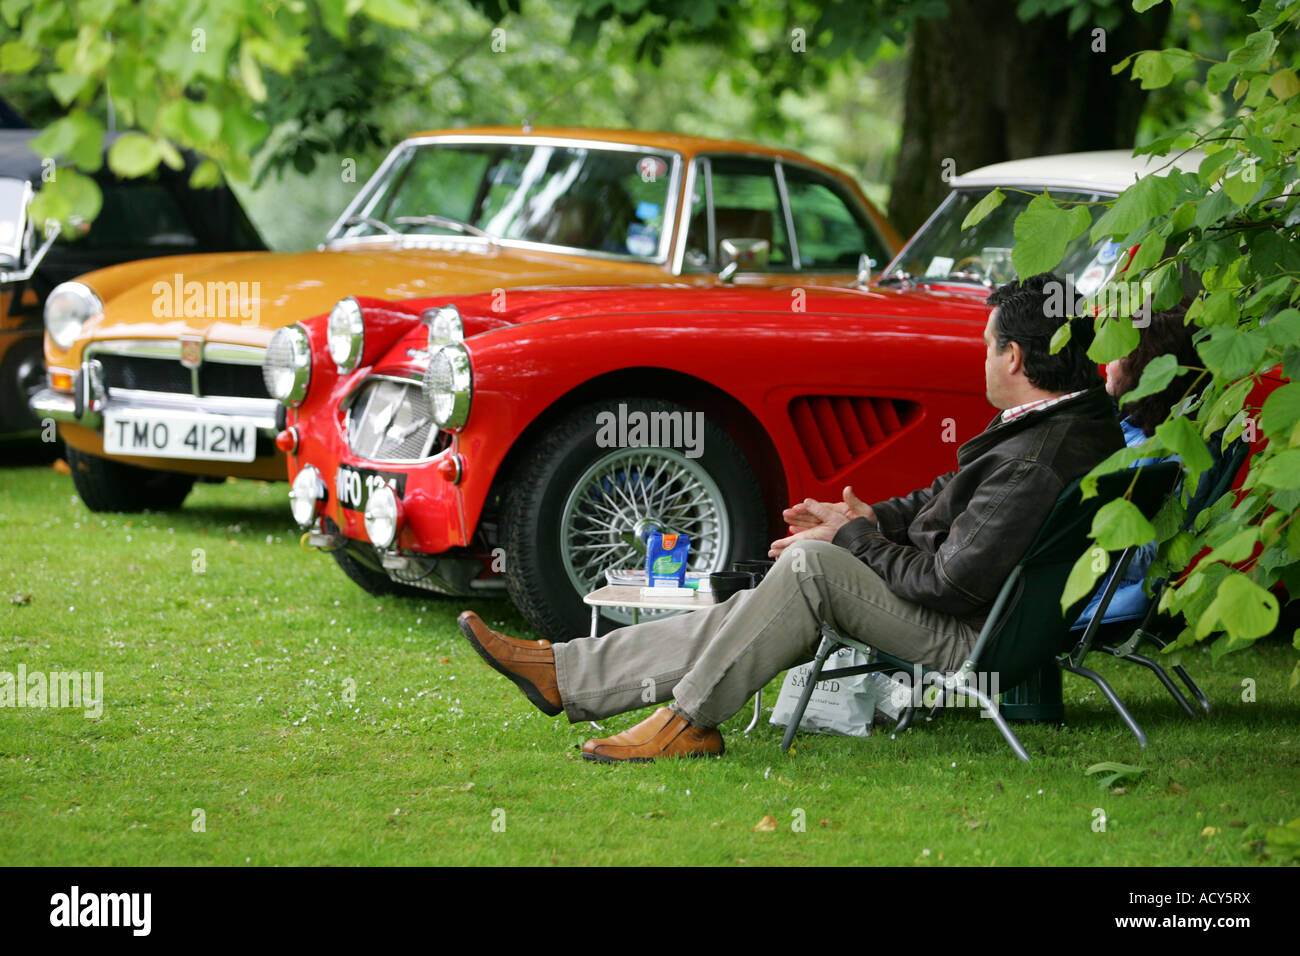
[30,387,279,435]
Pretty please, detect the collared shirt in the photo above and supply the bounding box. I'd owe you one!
[1000,389,1087,424]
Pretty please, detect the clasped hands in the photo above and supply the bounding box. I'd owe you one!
[768,486,876,559]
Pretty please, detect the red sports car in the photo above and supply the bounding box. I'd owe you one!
[268,150,1267,643]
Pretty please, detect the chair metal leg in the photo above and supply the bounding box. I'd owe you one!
[894,705,916,734]
[1119,650,1199,719]
[1142,632,1212,717]
[743,690,762,734]
[952,684,1030,762]
[1060,660,1148,748]
[782,634,835,753]
[1173,664,1212,716]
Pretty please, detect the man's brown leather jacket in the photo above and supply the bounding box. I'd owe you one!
[831,386,1124,625]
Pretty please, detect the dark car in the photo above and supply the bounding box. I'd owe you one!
[0,128,263,434]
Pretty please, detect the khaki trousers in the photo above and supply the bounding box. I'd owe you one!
[552,539,980,728]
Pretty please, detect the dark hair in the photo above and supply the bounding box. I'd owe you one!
[1110,302,1199,436]
[986,273,1102,393]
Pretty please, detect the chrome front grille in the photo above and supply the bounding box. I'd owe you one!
[89,340,269,401]
[345,377,441,461]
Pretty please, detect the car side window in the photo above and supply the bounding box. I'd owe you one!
[783,166,888,270]
[684,156,791,270]
[81,184,197,249]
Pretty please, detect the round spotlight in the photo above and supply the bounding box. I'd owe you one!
[289,465,325,527]
[328,297,365,371]
[423,304,464,349]
[364,482,403,549]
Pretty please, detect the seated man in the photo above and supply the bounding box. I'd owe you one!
[458,273,1126,762]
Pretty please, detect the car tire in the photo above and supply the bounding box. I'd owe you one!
[501,397,767,643]
[66,446,196,512]
[0,335,45,433]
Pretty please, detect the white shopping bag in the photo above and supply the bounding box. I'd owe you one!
[769,646,877,737]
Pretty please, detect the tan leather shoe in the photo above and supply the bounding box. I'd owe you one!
[458,611,562,716]
[582,707,724,763]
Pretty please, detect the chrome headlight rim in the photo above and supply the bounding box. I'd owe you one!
[422,342,472,430]
[423,304,464,349]
[45,281,102,351]
[288,464,325,528]
[363,482,403,549]
[328,296,365,372]
[263,324,312,407]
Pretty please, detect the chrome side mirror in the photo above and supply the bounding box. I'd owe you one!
[855,253,873,287]
[718,237,770,283]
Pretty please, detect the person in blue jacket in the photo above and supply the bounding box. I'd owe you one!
[1076,302,1201,626]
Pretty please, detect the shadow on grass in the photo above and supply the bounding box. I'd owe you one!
[0,435,61,466]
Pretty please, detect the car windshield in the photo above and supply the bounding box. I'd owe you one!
[880,187,1126,294]
[332,141,678,260]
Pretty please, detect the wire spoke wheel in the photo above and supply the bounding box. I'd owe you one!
[560,447,730,626]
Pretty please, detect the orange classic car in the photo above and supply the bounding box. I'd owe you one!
[29,126,899,511]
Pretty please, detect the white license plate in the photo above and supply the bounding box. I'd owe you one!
[103,412,256,462]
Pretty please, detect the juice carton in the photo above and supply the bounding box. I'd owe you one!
[645,531,690,587]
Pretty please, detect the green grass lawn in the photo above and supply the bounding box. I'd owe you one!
[1,449,1297,866]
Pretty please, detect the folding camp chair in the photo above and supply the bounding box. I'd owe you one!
[1063,438,1249,721]
[780,461,1182,761]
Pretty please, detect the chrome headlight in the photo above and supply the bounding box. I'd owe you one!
[328,297,365,372]
[263,325,312,406]
[364,482,403,549]
[423,304,464,349]
[422,343,472,429]
[288,465,325,527]
[45,281,102,351]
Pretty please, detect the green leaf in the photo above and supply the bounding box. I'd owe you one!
[362,0,421,29]
[1091,172,1181,242]
[1088,315,1140,364]
[1270,68,1300,101]
[1259,449,1300,489]
[238,43,266,102]
[1133,0,1164,11]
[961,188,1004,231]
[189,159,222,189]
[1132,50,1175,90]
[1197,325,1269,377]
[1223,169,1261,207]
[1062,545,1109,613]
[1263,309,1300,349]
[1119,353,1179,408]
[1202,528,1260,566]
[1260,382,1300,444]
[1081,444,1162,499]
[1196,571,1279,648]
[0,39,40,72]
[1049,321,1071,355]
[1155,416,1214,491]
[106,132,161,178]
[47,71,87,106]
[1085,761,1146,789]
[28,111,103,172]
[1012,194,1090,277]
[1093,497,1156,551]
[27,166,101,229]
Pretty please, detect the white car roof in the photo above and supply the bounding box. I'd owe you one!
[951,149,1205,194]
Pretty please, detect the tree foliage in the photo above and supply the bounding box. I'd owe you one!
[0,0,519,228]
[1014,0,1300,678]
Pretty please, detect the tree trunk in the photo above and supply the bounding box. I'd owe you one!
[886,0,1173,235]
